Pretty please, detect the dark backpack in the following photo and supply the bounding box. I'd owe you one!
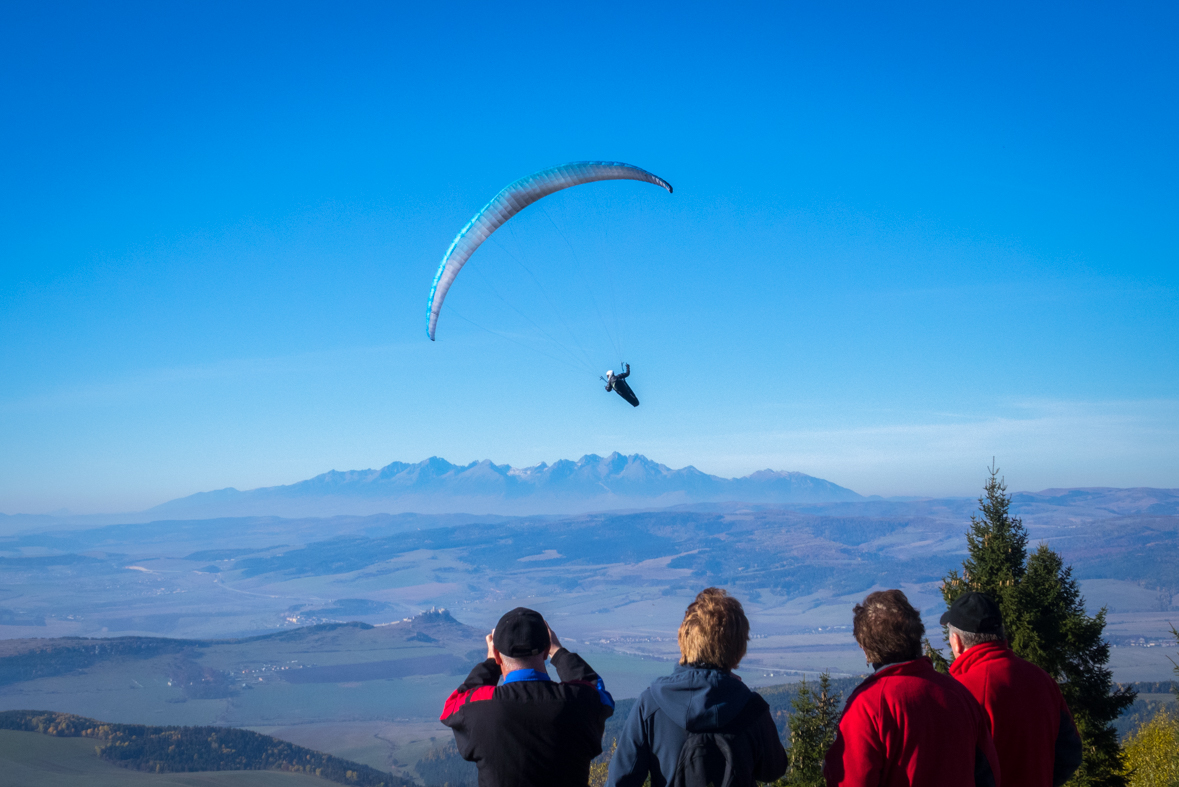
[668,694,770,787]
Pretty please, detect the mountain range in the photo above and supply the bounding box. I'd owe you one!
[147,452,864,518]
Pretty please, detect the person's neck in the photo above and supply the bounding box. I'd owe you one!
[501,656,547,674]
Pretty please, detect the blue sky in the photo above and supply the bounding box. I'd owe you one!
[2,1,1176,512]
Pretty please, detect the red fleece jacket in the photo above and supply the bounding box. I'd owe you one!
[824,657,1000,787]
[950,641,1082,787]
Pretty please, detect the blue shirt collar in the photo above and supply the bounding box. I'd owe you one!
[502,668,551,684]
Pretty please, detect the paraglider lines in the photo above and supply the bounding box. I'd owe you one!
[445,306,594,375]
[487,231,599,372]
[538,204,625,364]
[464,260,596,373]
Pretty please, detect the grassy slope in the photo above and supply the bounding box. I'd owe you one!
[0,729,330,787]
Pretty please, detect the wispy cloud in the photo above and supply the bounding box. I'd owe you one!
[658,399,1179,496]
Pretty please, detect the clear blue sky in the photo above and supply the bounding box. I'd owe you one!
[2,1,1176,513]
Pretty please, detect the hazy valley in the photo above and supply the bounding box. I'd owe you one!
[2,456,1177,782]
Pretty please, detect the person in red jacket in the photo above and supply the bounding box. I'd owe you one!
[824,589,1000,787]
[943,592,1082,787]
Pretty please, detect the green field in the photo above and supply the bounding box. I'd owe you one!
[0,729,330,787]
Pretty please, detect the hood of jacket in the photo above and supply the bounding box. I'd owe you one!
[647,664,753,732]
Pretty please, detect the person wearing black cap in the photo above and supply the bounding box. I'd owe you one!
[440,607,614,787]
[942,592,1083,787]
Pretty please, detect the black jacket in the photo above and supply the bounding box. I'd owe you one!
[440,648,614,787]
[605,364,640,407]
[606,664,787,787]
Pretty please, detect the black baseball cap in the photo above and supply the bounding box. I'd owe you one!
[939,592,1004,635]
[492,607,550,658]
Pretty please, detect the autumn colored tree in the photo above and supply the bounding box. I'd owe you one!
[1123,707,1179,787]
[1122,626,1179,786]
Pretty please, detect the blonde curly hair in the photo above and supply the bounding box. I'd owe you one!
[678,587,749,670]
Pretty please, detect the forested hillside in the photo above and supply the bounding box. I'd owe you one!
[0,710,411,787]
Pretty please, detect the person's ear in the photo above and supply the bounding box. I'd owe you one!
[948,631,963,657]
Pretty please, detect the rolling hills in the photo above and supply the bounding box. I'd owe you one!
[0,731,330,787]
[0,611,485,726]
[1,481,1176,779]
[0,710,408,787]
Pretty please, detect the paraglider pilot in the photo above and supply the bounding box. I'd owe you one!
[604,364,640,407]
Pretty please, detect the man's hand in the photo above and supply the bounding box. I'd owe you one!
[545,620,562,658]
[485,630,496,661]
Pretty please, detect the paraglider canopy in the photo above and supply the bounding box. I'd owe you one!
[426,161,672,341]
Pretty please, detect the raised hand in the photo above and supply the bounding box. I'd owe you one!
[544,620,562,658]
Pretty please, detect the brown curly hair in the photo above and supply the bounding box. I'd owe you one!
[678,587,750,670]
[852,589,925,665]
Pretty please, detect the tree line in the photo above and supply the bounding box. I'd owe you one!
[0,636,192,686]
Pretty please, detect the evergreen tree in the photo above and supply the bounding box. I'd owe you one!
[778,673,840,787]
[938,463,1136,787]
[924,637,951,673]
[942,461,1028,626]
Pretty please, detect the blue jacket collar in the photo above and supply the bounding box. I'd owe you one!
[502,668,551,684]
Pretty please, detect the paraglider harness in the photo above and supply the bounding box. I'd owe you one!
[602,363,640,408]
